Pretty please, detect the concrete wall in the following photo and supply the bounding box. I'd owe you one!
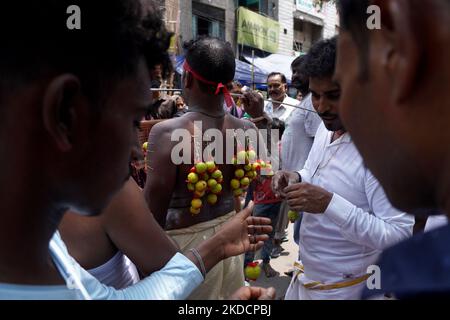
[292,0,339,54]
[179,0,237,49]
[322,2,339,39]
[179,0,193,46]
[277,0,295,56]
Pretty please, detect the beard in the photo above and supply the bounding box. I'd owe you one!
[292,80,309,97]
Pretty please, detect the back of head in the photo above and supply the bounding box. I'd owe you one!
[291,55,307,72]
[291,55,309,95]
[0,0,171,104]
[184,37,236,93]
[304,37,337,79]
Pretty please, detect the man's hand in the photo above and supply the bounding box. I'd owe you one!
[284,183,333,214]
[215,202,272,259]
[241,91,265,118]
[229,286,276,300]
[272,171,300,198]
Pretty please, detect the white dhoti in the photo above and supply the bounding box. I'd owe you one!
[285,262,368,300]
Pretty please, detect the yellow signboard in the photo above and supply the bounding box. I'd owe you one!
[237,7,280,53]
[168,34,178,54]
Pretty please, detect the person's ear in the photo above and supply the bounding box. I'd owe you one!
[372,0,421,104]
[42,74,82,152]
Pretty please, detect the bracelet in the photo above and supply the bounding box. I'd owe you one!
[189,248,206,279]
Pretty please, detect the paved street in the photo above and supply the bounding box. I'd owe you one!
[250,223,298,300]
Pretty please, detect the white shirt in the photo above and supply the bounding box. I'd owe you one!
[0,232,204,300]
[424,215,448,233]
[264,95,298,124]
[281,94,321,171]
[88,251,140,289]
[297,124,414,284]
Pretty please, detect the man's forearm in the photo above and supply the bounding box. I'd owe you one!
[185,235,225,275]
[324,193,413,250]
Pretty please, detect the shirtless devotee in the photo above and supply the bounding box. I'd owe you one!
[144,37,264,300]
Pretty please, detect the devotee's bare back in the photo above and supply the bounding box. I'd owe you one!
[146,112,256,230]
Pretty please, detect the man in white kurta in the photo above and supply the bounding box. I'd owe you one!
[276,123,414,299]
[272,37,414,300]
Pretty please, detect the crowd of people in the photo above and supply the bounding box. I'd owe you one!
[0,0,449,301]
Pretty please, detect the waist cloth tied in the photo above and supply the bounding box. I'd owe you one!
[292,261,370,291]
[166,211,245,300]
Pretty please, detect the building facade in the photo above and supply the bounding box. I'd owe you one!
[292,0,339,54]
[179,0,237,53]
[158,0,338,57]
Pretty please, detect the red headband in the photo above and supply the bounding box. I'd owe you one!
[183,60,234,108]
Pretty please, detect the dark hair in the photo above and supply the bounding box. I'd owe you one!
[151,80,162,89]
[338,0,370,37]
[271,118,286,137]
[291,55,307,70]
[184,36,235,94]
[147,98,177,120]
[0,0,172,102]
[337,0,370,79]
[265,117,285,155]
[339,0,450,81]
[267,72,287,84]
[291,55,309,95]
[304,37,337,79]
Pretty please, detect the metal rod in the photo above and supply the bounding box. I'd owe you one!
[251,50,255,91]
[149,89,318,114]
[150,88,183,92]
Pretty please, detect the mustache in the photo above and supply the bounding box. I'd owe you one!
[318,111,339,118]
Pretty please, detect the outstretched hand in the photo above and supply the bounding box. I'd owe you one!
[216,202,272,259]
